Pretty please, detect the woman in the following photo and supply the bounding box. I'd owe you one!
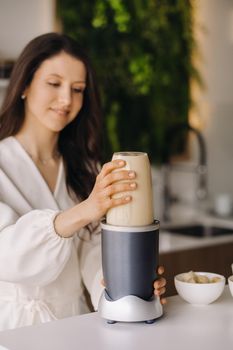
[0,32,166,330]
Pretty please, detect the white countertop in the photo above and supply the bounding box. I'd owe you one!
[159,229,233,253]
[0,287,232,350]
[159,214,233,253]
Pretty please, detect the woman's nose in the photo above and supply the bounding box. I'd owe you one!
[58,87,72,106]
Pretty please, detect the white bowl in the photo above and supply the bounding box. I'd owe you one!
[228,275,233,297]
[174,272,225,305]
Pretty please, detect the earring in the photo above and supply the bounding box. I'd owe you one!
[21,94,26,100]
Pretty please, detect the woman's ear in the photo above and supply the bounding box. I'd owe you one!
[21,86,29,100]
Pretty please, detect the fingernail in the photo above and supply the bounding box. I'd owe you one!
[130,183,136,188]
[125,196,131,201]
[128,171,135,177]
[118,160,125,166]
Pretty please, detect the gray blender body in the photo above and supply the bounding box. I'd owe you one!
[102,221,159,301]
[98,221,163,323]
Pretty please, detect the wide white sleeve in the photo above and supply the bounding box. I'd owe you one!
[78,224,104,311]
[0,202,73,286]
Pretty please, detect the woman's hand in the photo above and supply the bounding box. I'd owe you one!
[85,160,137,222]
[153,266,167,305]
[54,160,137,238]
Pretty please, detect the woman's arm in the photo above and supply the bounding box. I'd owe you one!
[0,204,72,286]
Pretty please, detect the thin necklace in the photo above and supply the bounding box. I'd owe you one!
[15,137,61,165]
[29,151,61,165]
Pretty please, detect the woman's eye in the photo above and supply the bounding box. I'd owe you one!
[47,82,60,87]
[73,87,84,94]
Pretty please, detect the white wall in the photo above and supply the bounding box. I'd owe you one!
[0,0,56,105]
[196,0,233,199]
[0,0,56,59]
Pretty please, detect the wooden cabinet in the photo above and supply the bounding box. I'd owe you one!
[159,242,233,296]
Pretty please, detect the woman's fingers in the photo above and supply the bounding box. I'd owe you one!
[87,159,137,222]
[96,160,137,196]
[105,181,137,197]
[160,297,167,305]
[157,266,165,275]
[95,160,137,207]
[154,277,166,291]
[154,270,167,304]
[101,278,106,287]
[154,286,166,296]
[109,195,132,207]
[98,160,126,179]
[99,170,136,192]
[107,169,135,183]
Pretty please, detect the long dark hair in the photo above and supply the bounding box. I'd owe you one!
[0,33,102,231]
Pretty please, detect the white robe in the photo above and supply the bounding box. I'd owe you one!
[0,136,103,331]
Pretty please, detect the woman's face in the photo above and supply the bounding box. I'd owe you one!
[23,51,87,133]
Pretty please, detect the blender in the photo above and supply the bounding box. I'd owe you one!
[98,152,163,323]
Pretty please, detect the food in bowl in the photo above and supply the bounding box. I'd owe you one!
[179,271,221,284]
[174,272,225,305]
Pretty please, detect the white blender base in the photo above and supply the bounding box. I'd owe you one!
[98,291,163,323]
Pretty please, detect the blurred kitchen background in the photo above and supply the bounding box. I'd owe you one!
[0,0,233,295]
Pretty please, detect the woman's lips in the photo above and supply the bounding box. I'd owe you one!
[51,108,69,117]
